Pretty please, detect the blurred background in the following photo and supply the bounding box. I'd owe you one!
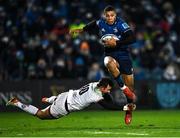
[0,0,180,111]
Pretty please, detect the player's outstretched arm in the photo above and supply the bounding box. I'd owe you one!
[98,93,122,110]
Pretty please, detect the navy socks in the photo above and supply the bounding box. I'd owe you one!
[115,74,133,103]
[114,74,124,88]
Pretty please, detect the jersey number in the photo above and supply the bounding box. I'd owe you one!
[79,84,89,95]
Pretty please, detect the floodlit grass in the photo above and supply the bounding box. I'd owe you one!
[0,110,180,137]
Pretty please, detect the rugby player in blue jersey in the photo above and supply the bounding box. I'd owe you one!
[70,5,136,125]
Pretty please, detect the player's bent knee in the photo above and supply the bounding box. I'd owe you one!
[104,57,114,68]
[36,111,45,120]
[36,110,50,120]
[104,57,110,67]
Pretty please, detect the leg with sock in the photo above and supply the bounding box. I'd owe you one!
[104,56,136,102]
[114,74,125,88]
[104,56,136,125]
[121,74,137,125]
[6,97,38,115]
[7,97,55,120]
[115,74,136,102]
[42,96,57,103]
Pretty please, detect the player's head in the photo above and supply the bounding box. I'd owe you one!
[103,5,117,25]
[97,77,113,93]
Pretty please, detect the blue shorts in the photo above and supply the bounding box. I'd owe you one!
[104,52,133,75]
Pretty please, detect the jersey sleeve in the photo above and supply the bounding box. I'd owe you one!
[83,20,99,33]
[116,19,136,46]
[118,20,131,34]
[98,93,122,110]
[116,29,136,46]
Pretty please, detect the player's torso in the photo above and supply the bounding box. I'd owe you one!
[97,18,130,56]
[67,82,103,111]
[99,21,121,40]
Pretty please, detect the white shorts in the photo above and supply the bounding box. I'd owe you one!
[49,92,69,118]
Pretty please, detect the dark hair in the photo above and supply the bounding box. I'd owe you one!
[104,5,116,13]
[97,77,113,88]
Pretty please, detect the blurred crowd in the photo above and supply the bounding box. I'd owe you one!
[0,0,180,81]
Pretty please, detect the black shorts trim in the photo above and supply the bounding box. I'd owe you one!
[65,99,70,113]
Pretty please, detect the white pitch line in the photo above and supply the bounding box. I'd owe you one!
[127,132,149,136]
[93,131,119,134]
[85,131,149,136]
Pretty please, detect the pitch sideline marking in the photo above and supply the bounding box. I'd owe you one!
[127,132,149,136]
[86,130,149,136]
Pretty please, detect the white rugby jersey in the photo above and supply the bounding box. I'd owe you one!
[66,82,104,112]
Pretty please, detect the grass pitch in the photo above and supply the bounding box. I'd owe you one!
[0,110,180,137]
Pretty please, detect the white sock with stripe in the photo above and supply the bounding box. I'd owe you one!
[121,85,127,90]
[15,102,39,115]
[47,96,57,104]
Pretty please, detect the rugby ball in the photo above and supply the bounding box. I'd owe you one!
[100,34,119,44]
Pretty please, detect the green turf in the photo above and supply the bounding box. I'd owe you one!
[0,110,180,137]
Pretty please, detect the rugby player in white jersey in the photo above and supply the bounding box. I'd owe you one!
[6,78,135,122]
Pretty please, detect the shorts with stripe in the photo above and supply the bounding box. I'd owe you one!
[49,92,69,118]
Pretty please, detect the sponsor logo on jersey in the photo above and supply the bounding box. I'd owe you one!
[122,23,129,29]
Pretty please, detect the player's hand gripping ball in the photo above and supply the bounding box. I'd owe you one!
[100,34,119,47]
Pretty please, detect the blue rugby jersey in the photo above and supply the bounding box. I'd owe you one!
[97,17,131,53]
[83,17,135,59]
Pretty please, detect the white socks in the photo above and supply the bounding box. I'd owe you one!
[121,85,127,90]
[13,96,57,115]
[47,96,57,104]
[15,102,39,115]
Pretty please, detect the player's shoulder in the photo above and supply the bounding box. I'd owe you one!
[96,18,106,26]
[89,82,98,90]
[116,17,125,22]
[89,81,98,87]
[116,17,131,31]
[116,17,127,25]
